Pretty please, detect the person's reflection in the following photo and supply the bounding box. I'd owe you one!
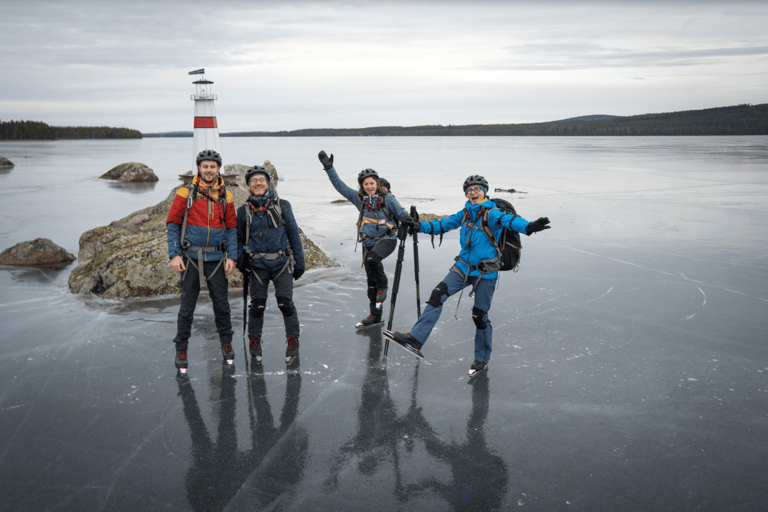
[241,359,308,506]
[420,373,508,511]
[326,329,508,511]
[175,359,307,511]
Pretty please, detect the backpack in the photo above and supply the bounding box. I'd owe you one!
[481,197,522,271]
[356,194,399,242]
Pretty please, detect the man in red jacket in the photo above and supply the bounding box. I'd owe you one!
[166,149,238,372]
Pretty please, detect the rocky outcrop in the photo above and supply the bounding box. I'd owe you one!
[0,157,14,168]
[0,238,75,267]
[69,164,337,299]
[100,162,158,182]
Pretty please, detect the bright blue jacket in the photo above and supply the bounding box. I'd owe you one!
[324,166,409,248]
[419,198,530,280]
[236,191,305,273]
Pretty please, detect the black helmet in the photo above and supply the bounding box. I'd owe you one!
[245,165,270,184]
[358,168,379,185]
[196,149,222,167]
[463,174,488,193]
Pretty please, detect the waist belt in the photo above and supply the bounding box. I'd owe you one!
[182,243,227,290]
[246,249,293,286]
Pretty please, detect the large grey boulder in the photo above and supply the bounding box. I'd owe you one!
[0,157,14,168]
[0,238,75,267]
[69,165,337,299]
[100,162,158,182]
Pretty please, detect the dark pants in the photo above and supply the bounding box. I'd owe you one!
[363,238,396,314]
[248,266,300,339]
[173,259,233,350]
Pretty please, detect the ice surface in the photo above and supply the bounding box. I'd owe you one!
[1,136,767,511]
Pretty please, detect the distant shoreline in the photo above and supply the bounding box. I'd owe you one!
[145,103,768,138]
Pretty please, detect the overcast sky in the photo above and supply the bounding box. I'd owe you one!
[2,0,767,133]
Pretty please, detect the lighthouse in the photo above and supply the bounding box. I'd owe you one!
[189,69,220,160]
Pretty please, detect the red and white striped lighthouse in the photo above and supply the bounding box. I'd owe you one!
[189,69,220,160]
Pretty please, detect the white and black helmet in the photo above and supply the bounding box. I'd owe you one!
[196,149,222,167]
[358,168,379,185]
[463,174,488,193]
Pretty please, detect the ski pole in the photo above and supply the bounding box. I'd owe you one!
[384,223,409,357]
[494,187,527,194]
[410,206,421,318]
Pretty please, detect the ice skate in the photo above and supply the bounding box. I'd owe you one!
[175,349,188,373]
[249,335,263,362]
[221,343,235,365]
[383,330,424,359]
[356,314,383,329]
[467,360,488,377]
[285,336,299,364]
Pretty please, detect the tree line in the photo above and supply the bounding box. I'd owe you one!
[0,120,142,140]
[223,103,768,137]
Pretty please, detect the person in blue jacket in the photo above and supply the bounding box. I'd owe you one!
[318,150,415,327]
[388,175,551,376]
[236,165,305,364]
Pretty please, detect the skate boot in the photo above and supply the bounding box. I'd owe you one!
[175,349,188,373]
[468,360,488,377]
[221,343,235,365]
[285,336,299,364]
[356,313,383,329]
[383,331,424,359]
[249,335,263,361]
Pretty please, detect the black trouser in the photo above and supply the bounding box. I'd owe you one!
[363,238,396,315]
[173,258,233,350]
[248,266,300,339]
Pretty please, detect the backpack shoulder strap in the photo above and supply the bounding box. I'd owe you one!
[179,184,198,249]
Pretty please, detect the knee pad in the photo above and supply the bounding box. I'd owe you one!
[276,296,296,317]
[427,282,448,308]
[250,298,267,318]
[472,306,488,329]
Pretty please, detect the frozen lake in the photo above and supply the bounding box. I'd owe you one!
[1,136,767,511]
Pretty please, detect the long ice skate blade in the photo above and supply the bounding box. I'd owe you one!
[356,321,384,329]
[383,330,425,360]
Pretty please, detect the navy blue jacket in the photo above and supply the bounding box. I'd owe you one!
[236,192,305,273]
[324,166,409,248]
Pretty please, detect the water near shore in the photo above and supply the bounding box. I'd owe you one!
[1,136,767,511]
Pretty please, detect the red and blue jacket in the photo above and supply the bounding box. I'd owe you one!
[165,174,238,261]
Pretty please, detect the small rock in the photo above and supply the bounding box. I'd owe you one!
[0,157,14,168]
[0,238,76,267]
[100,162,158,182]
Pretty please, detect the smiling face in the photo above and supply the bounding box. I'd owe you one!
[466,185,486,204]
[197,160,220,185]
[248,173,269,197]
[362,177,379,195]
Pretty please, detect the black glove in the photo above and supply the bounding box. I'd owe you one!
[318,151,334,171]
[409,221,421,235]
[236,253,250,273]
[526,217,551,235]
[292,267,305,280]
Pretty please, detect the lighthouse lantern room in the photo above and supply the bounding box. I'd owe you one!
[188,68,220,161]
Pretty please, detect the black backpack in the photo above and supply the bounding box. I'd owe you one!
[478,197,522,272]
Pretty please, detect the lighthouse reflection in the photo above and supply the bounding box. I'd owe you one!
[327,328,509,511]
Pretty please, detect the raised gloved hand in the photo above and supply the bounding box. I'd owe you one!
[526,217,551,235]
[318,151,334,171]
[292,267,305,280]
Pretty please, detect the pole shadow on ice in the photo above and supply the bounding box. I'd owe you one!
[325,328,509,510]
